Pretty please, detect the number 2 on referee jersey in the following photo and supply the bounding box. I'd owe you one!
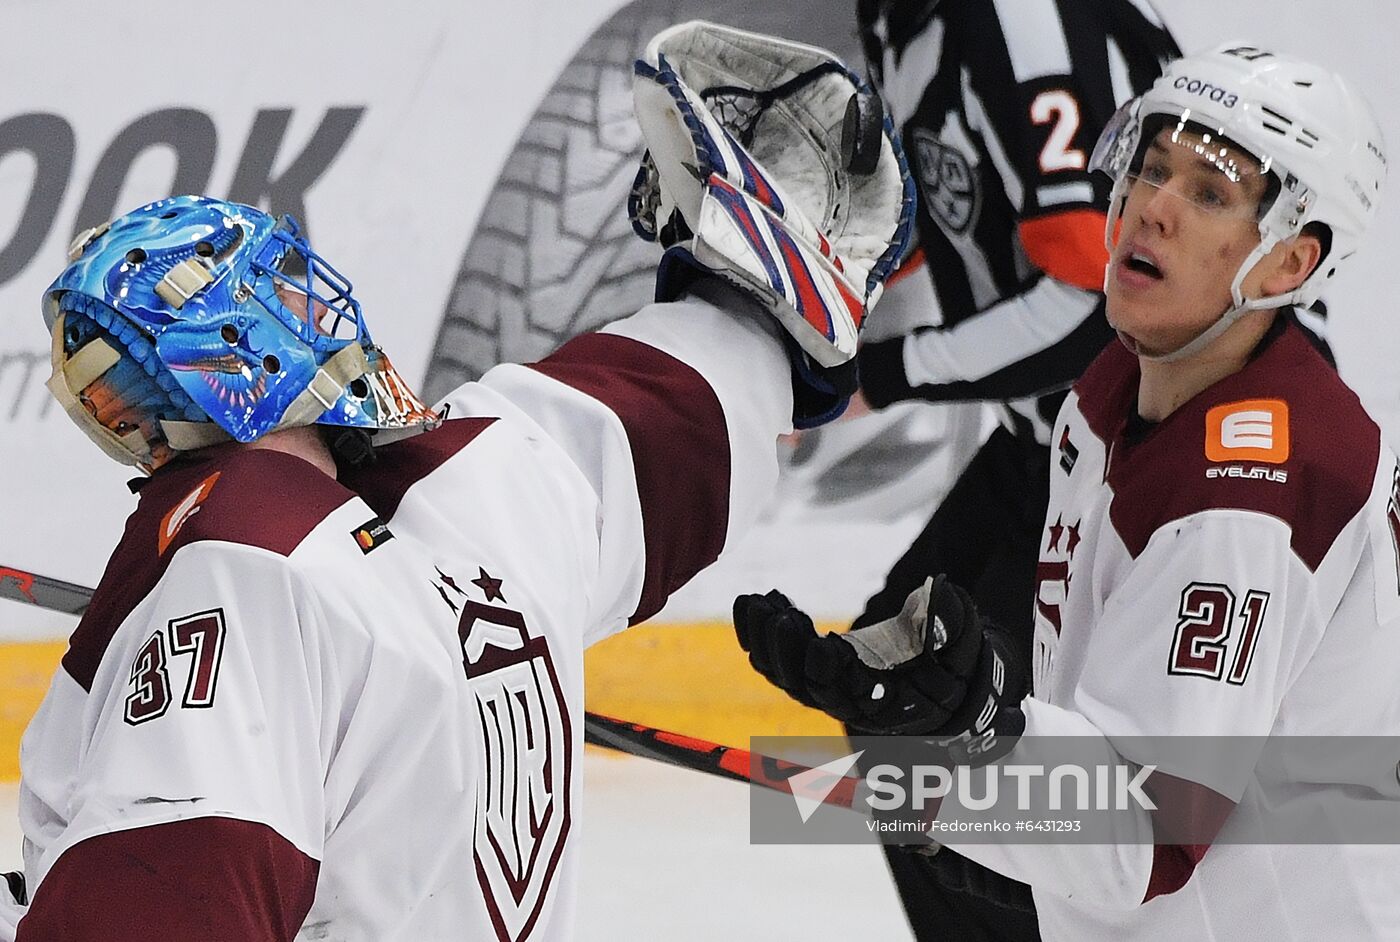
[1031,90,1086,172]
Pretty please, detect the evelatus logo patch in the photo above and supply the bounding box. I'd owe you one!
[1205,399,1290,465]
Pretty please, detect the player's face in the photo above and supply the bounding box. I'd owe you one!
[275,280,342,338]
[1105,127,1273,357]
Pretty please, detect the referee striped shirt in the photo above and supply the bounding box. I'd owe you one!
[856,0,1180,442]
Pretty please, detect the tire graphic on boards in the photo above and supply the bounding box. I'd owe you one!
[421,1,968,524]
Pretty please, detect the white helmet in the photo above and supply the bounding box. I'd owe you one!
[1089,43,1387,360]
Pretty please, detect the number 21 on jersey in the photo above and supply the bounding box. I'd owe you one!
[1168,584,1268,685]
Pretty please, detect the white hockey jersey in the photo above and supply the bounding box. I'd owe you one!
[4,296,792,941]
[944,319,1400,940]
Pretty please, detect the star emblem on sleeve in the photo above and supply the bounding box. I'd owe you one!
[471,567,507,603]
[1047,515,1065,552]
[1065,522,1082,559]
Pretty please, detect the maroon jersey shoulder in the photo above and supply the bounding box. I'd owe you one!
[528,331,732,624]
[64,449,354,691]
[1072,337,1141,442]
[339,416,497,520]
[1096,323,1381,568]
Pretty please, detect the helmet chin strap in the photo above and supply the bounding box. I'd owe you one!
[1131,235,1300,364]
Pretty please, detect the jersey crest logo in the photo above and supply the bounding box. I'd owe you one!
[1033,514,1081,694]
[157,472,222,555]
[454,574,573,942]
[1386,465,1400,595]
[1205,399,1290,465]
[1058,427,1079,475]
[911,126,979,235]
[1035,514,1082,637]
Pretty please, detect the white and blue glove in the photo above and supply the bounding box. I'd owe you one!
[629,20,916,426]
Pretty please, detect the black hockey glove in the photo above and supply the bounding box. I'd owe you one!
[3,870,25,905]
[734,576,1027,760]
[930,603,1028,766]
[909,845,1038,914]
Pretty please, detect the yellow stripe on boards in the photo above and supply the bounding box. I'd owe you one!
[0,624,846,781]
[583,621,846,749]
[0,642,65,782]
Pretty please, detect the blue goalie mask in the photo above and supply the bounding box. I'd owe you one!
[43,195,439,473]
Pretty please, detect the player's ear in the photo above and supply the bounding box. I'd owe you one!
[1259,228,1325,297]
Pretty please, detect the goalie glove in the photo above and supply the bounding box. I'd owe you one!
[734,576,1027,762]
[629,20,916,427]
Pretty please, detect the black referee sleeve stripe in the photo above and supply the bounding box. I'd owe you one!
[856,337,913,409]
[860,299,1115,406]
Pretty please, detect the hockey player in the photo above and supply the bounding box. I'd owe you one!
[837,0,1179,935]
[0,22,913,941]
[734,44,1399,939]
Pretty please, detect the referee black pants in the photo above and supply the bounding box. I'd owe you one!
[850,424,1048,942]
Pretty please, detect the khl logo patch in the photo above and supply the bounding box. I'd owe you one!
[912,126,979,235]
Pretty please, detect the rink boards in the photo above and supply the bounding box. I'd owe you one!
[0,625,842,782]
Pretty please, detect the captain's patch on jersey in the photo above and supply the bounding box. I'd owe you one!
[351,517,395,554]
[1205,399,1290,465]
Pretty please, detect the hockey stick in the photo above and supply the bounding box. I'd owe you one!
[0,563,862,813]
[0,566,92,616]
[581,712,861,809]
